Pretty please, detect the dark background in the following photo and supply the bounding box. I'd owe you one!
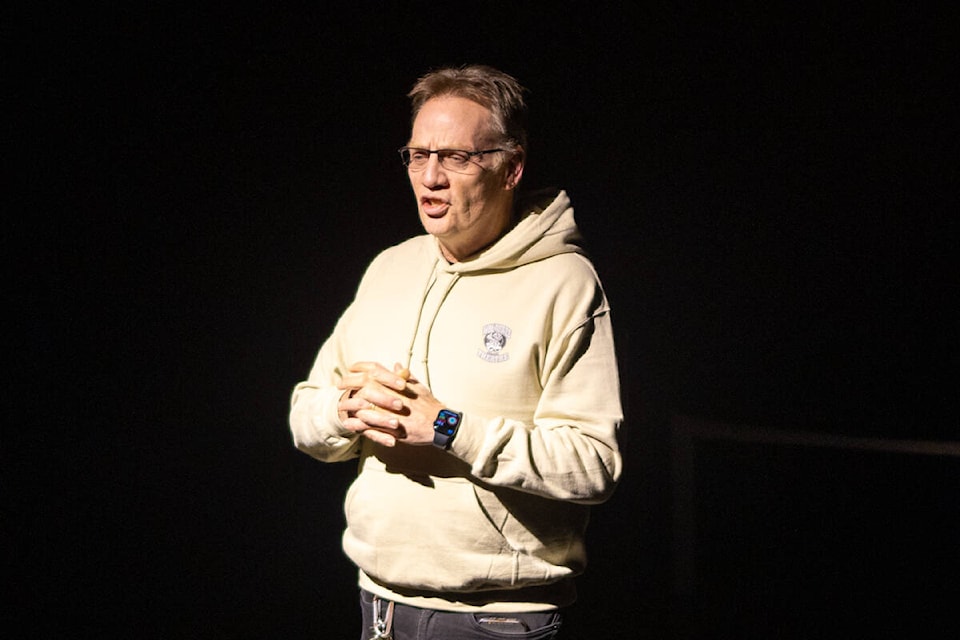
[7,3,958,638]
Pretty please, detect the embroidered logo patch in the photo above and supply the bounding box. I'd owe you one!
[477,323,511,363]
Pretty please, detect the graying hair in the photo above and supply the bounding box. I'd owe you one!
[407,64,528,154]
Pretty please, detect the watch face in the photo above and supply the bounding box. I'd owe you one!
[435,410,460,436]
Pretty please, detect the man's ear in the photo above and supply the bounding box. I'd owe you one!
[504,147,525,190]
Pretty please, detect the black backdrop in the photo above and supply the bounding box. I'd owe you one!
[8,3,957,638]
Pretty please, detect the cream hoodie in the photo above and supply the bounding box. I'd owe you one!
[290,189,623,611]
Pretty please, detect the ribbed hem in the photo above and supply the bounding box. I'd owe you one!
[357,571,576,613]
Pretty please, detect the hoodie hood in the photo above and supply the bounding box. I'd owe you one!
[438,189,584,275]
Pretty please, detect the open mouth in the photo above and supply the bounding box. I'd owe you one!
[421,197,449,216]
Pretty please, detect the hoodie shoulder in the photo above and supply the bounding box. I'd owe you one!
[367,235,436,270]
[356,235,437,291]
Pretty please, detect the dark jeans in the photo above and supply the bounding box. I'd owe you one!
[359,590,563,640]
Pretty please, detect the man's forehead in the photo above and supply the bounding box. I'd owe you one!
[410,97,495,142]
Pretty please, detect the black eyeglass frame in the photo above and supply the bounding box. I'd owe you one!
[398,147,507,172]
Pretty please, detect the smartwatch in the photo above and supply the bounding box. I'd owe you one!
[432,408,462,449]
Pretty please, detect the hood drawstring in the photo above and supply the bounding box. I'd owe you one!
[419,272,459,389]
[404,258,460,389]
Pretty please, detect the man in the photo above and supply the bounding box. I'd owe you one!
[290,64,623,640]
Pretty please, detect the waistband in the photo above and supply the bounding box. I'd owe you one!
[358,571,573,613]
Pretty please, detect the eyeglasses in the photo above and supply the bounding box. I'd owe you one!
[398,147,506,173]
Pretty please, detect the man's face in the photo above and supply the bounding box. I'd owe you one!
[407,96,523,262]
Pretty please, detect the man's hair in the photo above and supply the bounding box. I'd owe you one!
[408,64,528,154]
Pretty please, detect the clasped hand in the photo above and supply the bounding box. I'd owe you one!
[337,362,444,448]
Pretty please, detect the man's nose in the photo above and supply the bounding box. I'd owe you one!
[421,154,448,187]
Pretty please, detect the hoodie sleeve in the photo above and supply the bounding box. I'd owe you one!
[448,286,624,505]
[288,303,364,463]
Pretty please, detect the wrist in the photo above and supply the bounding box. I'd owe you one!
[431,408,462,449]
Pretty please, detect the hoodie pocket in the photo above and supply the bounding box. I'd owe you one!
[343,467,519,590]
[471,483,589,576]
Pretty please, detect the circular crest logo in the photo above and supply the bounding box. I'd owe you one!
[477,323,511,363]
